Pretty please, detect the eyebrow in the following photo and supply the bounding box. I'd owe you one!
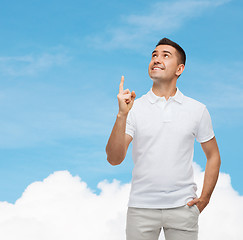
[152,50,172,55]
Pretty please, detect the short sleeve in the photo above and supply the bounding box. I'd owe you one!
[125,108,135,138]
[196,107,215,143]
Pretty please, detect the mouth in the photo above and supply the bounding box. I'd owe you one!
[152,65,165,70]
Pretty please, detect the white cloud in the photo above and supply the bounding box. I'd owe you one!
[0,163,242,240]
[90,0,232,50]
[0,171,130,240]
[0,53,70,76]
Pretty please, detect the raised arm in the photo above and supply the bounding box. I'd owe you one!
[105,76,136,166]
[187,136,221,212]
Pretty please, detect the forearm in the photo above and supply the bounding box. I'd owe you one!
[106,113,128,165]
[200,153,221,202]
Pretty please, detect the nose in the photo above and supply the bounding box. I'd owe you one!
[153,57,163,66]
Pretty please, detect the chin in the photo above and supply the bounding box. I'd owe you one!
[150,76,167,82]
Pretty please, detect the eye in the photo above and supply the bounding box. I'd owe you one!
[152,53,157,58]
[164,54,169,58]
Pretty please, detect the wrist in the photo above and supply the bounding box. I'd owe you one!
[199,195,210,204]
[117,111,128,118]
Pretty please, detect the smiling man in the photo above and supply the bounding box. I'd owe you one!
[106,38,221,240]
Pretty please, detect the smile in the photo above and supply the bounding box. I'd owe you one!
[152,66,165,70]
[152,64,165,70]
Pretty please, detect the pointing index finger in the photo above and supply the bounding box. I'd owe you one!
[119,76,124,93]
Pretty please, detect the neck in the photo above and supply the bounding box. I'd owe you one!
[152,81,177,100]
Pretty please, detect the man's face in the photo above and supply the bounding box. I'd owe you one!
[148,44,184,82]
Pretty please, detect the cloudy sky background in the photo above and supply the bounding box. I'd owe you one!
[0,0,243,239]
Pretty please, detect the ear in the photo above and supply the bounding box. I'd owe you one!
[176,64,185,77]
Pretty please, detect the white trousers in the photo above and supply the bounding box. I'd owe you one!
[126,205,200,240]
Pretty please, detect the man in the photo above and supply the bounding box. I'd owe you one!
[105,38,221,240]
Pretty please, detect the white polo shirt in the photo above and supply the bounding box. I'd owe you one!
[126,88,214,208]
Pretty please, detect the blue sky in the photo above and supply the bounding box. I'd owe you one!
[0,0,242,203]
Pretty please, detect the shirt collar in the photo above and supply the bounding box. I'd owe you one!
[146,87,184,104]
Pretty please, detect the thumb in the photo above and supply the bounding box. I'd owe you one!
[131,91,136,100]
[187,198,199,206]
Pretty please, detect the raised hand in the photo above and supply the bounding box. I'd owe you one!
[117,76,136,116]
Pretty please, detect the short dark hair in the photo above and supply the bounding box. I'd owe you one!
[156,38,186,65]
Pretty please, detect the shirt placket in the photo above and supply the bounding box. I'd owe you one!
[160,99,172,123]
